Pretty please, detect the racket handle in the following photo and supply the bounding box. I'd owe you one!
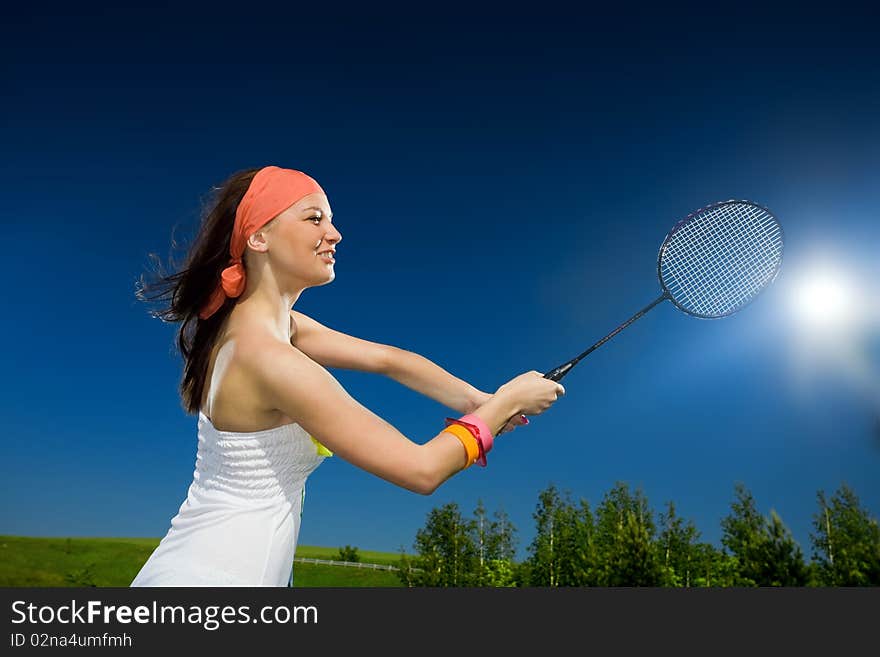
[495,414,528,438]
[543,362,574,381]
[493,365,572,436]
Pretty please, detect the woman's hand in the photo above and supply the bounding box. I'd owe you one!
[493,371,564,416]
[464,389,528,435]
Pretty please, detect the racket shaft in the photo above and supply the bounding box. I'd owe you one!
[543,293,669,381]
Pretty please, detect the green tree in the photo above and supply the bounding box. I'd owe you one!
[470,500,518,586]
[721,483,766,585]
[721,483,807,586]
[511,560,532,587]
[397,502,477,586]
[594,482,663,586]
[484,558,518,587]
[336,545,360,562]
[527,484,574,586]
[491,508,518,563]
[553,495,586,586]
[472,498,491,585]
[762,510,808,585]
[657,501,700,587]
[811,484,880,586]
[569,499,599,586]
[690,543,739,587]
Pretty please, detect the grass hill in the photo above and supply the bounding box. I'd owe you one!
[0,536,404,587]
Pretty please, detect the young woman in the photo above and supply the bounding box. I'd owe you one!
[130,165,565,586]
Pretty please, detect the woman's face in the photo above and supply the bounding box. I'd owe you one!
[260,192,342,288]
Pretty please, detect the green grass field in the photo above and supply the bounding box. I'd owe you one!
[0,536,405,587]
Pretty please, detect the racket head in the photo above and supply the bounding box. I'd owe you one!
[657,199,784,319]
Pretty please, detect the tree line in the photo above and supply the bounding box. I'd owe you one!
[396,482,880,586]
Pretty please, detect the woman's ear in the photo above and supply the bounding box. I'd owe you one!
[246,229,271,254]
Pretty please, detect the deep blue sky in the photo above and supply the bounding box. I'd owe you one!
[2,3,878,560]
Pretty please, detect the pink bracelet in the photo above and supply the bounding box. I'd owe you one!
[460,414,494,466]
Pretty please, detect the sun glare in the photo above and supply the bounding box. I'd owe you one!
[789,266,860,335]
[783,254,880,410]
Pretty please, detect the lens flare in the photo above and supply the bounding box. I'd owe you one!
[789,267,860,334]
[783,255,880,418]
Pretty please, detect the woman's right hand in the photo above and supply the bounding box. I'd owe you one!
[494,370,565,417]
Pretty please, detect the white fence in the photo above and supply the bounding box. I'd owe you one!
[293,557,400,571]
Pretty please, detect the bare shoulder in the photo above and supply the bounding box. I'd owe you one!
[239,336,396,460]
[235,322,436,494]
[236,331,314,384]
[240,337,311,376]
[237,335,336,416]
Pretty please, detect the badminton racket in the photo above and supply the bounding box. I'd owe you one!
[501,199,784,434]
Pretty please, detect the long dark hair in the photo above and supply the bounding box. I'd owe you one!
[135,167,259,415]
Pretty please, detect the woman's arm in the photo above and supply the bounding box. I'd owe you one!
[290,310,487,414]
[291,310,522,432]
[290,310,392,374]
[244,338,523,494]
[381,345,487,414]
[383,353,524,432]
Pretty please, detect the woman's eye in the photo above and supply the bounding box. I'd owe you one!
[309,216,321,224]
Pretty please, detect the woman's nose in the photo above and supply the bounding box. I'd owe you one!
[326,224,342,244]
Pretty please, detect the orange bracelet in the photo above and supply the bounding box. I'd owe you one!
[443,424,480,468]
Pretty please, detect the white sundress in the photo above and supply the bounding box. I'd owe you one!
[131,410,328,587]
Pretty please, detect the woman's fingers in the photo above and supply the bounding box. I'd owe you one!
[500,414,530,435]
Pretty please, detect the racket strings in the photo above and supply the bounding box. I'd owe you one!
[665,212,779,316]
[660,202,783,317]
[664,206,781,315]
[671,209,776,311]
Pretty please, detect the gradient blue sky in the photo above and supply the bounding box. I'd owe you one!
[2,4,878,560]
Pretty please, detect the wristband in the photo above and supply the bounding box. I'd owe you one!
[460,414,494,462]
[442,424,480,468]
[444,418,486,467]
[446,414,493,467]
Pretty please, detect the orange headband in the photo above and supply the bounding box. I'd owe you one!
[198,166,326,320]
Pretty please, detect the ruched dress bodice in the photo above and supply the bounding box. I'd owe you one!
[130,411,327,586]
